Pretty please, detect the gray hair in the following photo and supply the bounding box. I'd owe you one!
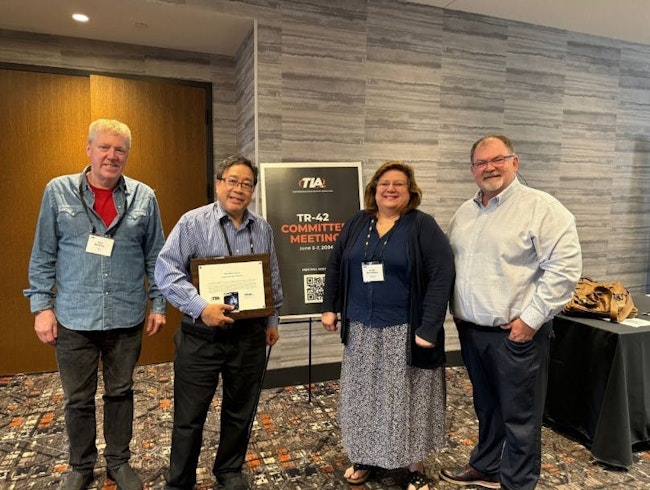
[214,155,258,185]
[88,119,132,149]
[470,134,515,163]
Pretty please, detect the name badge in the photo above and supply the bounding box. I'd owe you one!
[362,261,384,283]
[86,234,114,257]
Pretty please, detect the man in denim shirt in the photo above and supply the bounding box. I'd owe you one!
[24,119,167,490]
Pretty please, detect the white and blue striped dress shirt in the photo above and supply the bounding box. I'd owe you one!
[155,202,283,327]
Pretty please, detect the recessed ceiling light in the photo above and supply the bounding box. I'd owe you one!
[72,13,89,23]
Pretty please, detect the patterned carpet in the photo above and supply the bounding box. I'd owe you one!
[1,364,649,489]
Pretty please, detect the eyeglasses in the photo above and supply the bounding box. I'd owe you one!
[96,144,127,157]
[377,181,408,190]
[472,155,515,169]
[219,177,255,192]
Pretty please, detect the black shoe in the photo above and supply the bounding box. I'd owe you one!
[217,472,250,490]
[107,463,143,490]
[57,470,93,490]
[407,469,429,490]
[439,464,500,489]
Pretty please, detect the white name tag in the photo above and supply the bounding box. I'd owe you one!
[362,261,384,282]
[86,234,114,257]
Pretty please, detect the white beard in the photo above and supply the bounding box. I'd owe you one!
[480,173,504,193]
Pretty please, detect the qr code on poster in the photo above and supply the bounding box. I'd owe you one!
[304,274,325,304]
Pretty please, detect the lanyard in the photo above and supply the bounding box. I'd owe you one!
[363,218,397,262]
[219,219,254,256]
[78,174,128,238]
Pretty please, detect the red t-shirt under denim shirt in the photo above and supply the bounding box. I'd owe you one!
[89,183,117,227]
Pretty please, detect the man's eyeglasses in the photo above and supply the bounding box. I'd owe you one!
[219,177,255,192]
[472,155,515,169]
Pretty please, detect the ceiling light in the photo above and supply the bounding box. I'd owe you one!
[72,13,89,23]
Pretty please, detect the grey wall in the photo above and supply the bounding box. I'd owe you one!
[234,27,256,162]
[251,0,650,294]
[2,0,649,369]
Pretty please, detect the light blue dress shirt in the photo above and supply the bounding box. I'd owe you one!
[448,178,582,330]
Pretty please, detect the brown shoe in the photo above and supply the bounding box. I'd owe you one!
[439,464,500,489]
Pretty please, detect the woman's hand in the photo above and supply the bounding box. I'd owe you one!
[415,334,435,348]
[321,312,339,332]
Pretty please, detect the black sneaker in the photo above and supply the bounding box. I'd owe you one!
[107,463,143,490]
[57,470,93,490]
[217,472,250,490]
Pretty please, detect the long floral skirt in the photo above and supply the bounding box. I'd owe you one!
[338,321,446,469]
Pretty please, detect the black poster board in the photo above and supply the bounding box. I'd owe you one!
[260,163,363,319]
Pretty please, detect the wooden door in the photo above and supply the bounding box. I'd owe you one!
[0,69,209,374]
[0,69,91,375]
[89,75,208,365]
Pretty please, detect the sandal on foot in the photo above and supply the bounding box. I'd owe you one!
[344,463,373,485]
[407,470,429,490]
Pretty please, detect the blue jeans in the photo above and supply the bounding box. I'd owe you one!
[56,323,143,472]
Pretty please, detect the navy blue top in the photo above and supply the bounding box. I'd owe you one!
[346,219,410,327]
[322,209,455,369]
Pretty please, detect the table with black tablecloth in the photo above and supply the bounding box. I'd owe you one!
[544,294,650,468]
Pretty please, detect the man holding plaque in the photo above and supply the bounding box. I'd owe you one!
[155,155,283,490]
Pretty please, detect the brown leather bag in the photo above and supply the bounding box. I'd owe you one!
[563,277,638,323]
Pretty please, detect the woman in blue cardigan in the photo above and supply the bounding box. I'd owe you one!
[321,161,455,490]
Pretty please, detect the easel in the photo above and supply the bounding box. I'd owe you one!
[278,315,319,403]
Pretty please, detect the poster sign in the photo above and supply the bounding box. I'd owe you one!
[260,162,363,319]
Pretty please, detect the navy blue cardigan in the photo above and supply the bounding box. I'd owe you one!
[321,209,455,369]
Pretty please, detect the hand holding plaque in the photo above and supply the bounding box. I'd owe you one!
[190,253,274,320]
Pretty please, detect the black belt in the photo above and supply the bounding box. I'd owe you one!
[181,316,223,340]
[182,314,208,326]
[456,319,503,332]
[181,315,263,341]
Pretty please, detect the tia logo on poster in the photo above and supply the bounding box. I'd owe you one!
[297,177,326,189]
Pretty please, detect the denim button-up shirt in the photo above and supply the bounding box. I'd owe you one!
[24,167,166,330]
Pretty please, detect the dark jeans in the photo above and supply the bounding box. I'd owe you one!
[56,323,143,472]
[458,321,552,490]
[166,318,266,490]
